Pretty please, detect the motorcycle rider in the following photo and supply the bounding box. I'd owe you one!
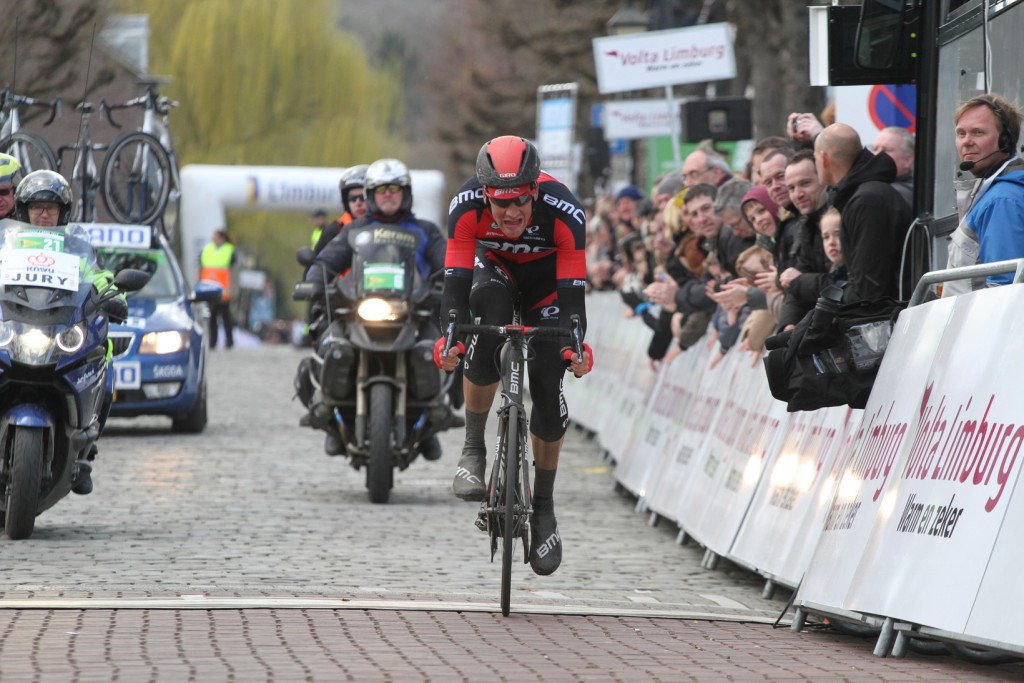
[0,153,23,219]
[434,136,593,576]
[312,164,370,256]
[303,158,459,459]
[12,170,127,495]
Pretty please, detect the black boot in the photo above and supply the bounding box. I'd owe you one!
[72,446,97,495]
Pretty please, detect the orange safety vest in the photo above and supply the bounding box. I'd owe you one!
[200,241,234,300]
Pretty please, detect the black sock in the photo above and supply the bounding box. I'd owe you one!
[533,467,557,501]
[464,409,488,453]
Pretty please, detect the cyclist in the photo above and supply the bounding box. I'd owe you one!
[304,157,457,459]
[433,135,593,576]
[312,164,370,256]
[13,170,127,495]
[0,153,22,219]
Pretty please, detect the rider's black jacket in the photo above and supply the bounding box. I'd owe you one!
[306,209,447,287]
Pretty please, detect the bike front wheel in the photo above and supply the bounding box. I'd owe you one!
[0,131,59,174]
[500,404,520,616]
[101,131,172,225]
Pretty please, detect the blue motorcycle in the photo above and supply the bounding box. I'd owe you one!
[0,219,147,539]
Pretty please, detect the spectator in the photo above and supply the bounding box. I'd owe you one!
[682,148,732,188]
[776,149,832,328]
[819,207,846,279]
[651,171,684,211]
[814,123,912,302]
[759,147,796,211]
[713,177,754,240]
[614,184,643,237]
[308,208,328,249]
[872,126,915,210]
[746,136,790,184]
[944,93,1024,293]
[787,112,825,148]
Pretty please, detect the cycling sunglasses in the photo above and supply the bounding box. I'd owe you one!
[374,184,403,195]
[347,193,366,203]
[489,194,533,209]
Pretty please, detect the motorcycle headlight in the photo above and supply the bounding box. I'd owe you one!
[56,323,87,353]
[139,330,188,354]
[357,298,407,322]
[15,328,55,364]
[0,321,14,348]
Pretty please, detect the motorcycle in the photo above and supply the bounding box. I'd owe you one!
[294,240,456,504]
[0,219,148,539]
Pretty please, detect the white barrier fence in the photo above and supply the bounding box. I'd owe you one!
[573,291,1024,657]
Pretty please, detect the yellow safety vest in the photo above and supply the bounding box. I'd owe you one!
[200,242,234,300]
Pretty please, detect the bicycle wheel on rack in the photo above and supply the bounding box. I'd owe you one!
[500,404,521,617]
[0,131,59,173]
[101,131,172,225]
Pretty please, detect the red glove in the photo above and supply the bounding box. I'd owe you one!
[561,343,594,376]
[433,337,465,369]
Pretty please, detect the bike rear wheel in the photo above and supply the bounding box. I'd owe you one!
[0,131,59,174]
[101,131,172,225]
[500,404,520,616]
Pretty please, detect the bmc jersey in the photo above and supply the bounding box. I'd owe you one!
[443,173,588,332]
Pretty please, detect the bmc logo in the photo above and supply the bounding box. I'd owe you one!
[449,187,484,214]
[478,239,551,255]
[541,194,585,225]
[535,530,560,557]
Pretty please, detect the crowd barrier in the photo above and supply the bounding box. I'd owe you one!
[569,290,1024,658]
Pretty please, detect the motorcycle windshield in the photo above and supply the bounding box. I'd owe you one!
[0,219,98,322]
[349,241,419,300]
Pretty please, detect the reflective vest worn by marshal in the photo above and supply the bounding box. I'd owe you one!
[200,241,234,300]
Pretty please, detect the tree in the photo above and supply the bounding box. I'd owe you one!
[116,0,406,318]
[0,0,114,114]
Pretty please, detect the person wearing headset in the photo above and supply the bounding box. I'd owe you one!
[944,93,1024,295]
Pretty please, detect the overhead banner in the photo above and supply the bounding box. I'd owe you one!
[603,99,684,140]
[592,23,736,95]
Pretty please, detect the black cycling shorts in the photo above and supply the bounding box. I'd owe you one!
[463,249,569,442]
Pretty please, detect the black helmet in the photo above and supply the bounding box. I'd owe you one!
[339,163,369,214]
[364,158,413,216]
[14,170,73,225]
[475,136,540,199]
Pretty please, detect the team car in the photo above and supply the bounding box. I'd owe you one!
[88,224,222,432]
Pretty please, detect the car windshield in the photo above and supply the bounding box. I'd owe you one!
[98,247,179,299]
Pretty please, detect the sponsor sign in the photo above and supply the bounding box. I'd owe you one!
[81,223,153,249]
[796,295,956,613]
[592,23,736,94]
[603,99,684,140]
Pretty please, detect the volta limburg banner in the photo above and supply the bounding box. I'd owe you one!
[592,23,736,95]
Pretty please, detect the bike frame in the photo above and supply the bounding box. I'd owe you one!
[443,310,582,615]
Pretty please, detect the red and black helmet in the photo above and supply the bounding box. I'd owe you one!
[475,136,540,199]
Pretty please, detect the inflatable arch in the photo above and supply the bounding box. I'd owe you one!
[179,164,446,283]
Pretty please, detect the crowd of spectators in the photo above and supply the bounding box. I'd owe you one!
[584,107,920,371]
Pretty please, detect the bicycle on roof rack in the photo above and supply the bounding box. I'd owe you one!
[442,308,583,617]
[0,88,61,173]
[100,83,180,237]
[56,101,107,223]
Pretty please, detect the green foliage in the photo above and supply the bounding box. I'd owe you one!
[116,0,406,318]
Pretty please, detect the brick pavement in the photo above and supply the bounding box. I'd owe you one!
[1,608,1022,682]
[0,346,1021,680]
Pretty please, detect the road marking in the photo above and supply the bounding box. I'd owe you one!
[0,596,788,624]
[699,594,749,610]
[628,596,659,604]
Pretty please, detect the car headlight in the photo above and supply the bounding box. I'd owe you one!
[357,298,407,322]
[56,323,87,353]
[139,330,188,354]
